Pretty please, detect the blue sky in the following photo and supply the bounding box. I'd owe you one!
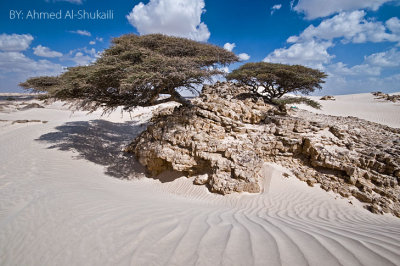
[1,0,400,95]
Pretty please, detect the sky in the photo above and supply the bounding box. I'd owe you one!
[0,0,400,95]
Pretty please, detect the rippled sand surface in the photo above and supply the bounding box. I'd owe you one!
[1,95,399,265]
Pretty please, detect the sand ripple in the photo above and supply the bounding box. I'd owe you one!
[0,102,399,265]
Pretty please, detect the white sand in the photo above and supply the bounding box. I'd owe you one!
[296,92,400,128]
[1,95,400,265]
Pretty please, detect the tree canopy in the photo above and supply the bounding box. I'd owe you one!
[226,62,327,102]
[20,34,238,111]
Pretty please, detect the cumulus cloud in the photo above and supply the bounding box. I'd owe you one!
[264,40,334,68]
[364,48,400,67]
[270,4,282,15]
[323,66,399,94]
[0,51,64,91]
[0,34,63,78]
[321,48,400,94]
[268,3,400,94]
[223,42,236,52]
[69,30,91,36]
[264,41,400,94]
[65,47,98,66]
[126,0,210,42]
[238,53,250,61]
[327,62,381,77]
[0,34,33,51]
[322,73,399,95]
[71,52,93,65]
[288,11,400,44]
[89,37,104,46]
[0,34,65,91]
[33,45,63,58]
[223,42,250,61]
[0,51,63,75]
[386,17,400,34]
[293,0,393,19]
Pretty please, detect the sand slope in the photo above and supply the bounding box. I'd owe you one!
[0,96,400,265]
[298,93,400,128]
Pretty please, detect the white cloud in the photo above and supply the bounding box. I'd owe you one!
[66,47,98,66]
[322,67,400,95]
[223,42,250,60]
[223,42,236,52]
[321,48,400,94]
[126,0,210,42]
[33,45,63,58]
[386,17,400,34]
[264,40,334,68]
[69,30,91,37]
[72,52,93,65]
[238,53,250,61]
[0,51,64,91]
[364,48,400,67]
[269,3,400,95]
[293,0,393,19]
[328,62,381,77]
[88,37,104,46]
[0,51,63,75]
[0,33,64,91]
[288,11,400,44]
[0,34,33,51]
[270,4,282,15]
[322,75,396,95]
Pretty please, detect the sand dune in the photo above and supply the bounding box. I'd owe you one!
[298,92,400,128]
[0,95,400,265]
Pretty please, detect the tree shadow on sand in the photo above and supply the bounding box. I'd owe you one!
[37,119,150,179]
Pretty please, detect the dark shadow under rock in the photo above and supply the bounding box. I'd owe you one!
[153,170,186,183]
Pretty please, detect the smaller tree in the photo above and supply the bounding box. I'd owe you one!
[226,62,327,107]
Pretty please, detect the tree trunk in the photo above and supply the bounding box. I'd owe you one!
[169,89,193,107]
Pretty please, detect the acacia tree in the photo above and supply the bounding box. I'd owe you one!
[20,34,238,111]
[226,62,327,108]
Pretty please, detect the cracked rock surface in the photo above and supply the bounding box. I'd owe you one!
[127,82,400,217]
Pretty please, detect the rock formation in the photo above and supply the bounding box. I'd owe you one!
[127,82,400,217]
[320,95,335,100]
[372,91,400,102]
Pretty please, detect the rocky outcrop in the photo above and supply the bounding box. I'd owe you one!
[127,82,400,217]
[320,95,335,100]
[372,91,400,102]
[127,83,273,194]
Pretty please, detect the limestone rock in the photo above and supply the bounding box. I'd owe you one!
[127,82,400,217]
[194,174,209,185]
[320,95,335,101]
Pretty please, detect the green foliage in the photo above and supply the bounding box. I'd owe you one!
[226,62,327,106]
[20,34,238,112]
[19,76,61,93]
[272,96,321,109]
